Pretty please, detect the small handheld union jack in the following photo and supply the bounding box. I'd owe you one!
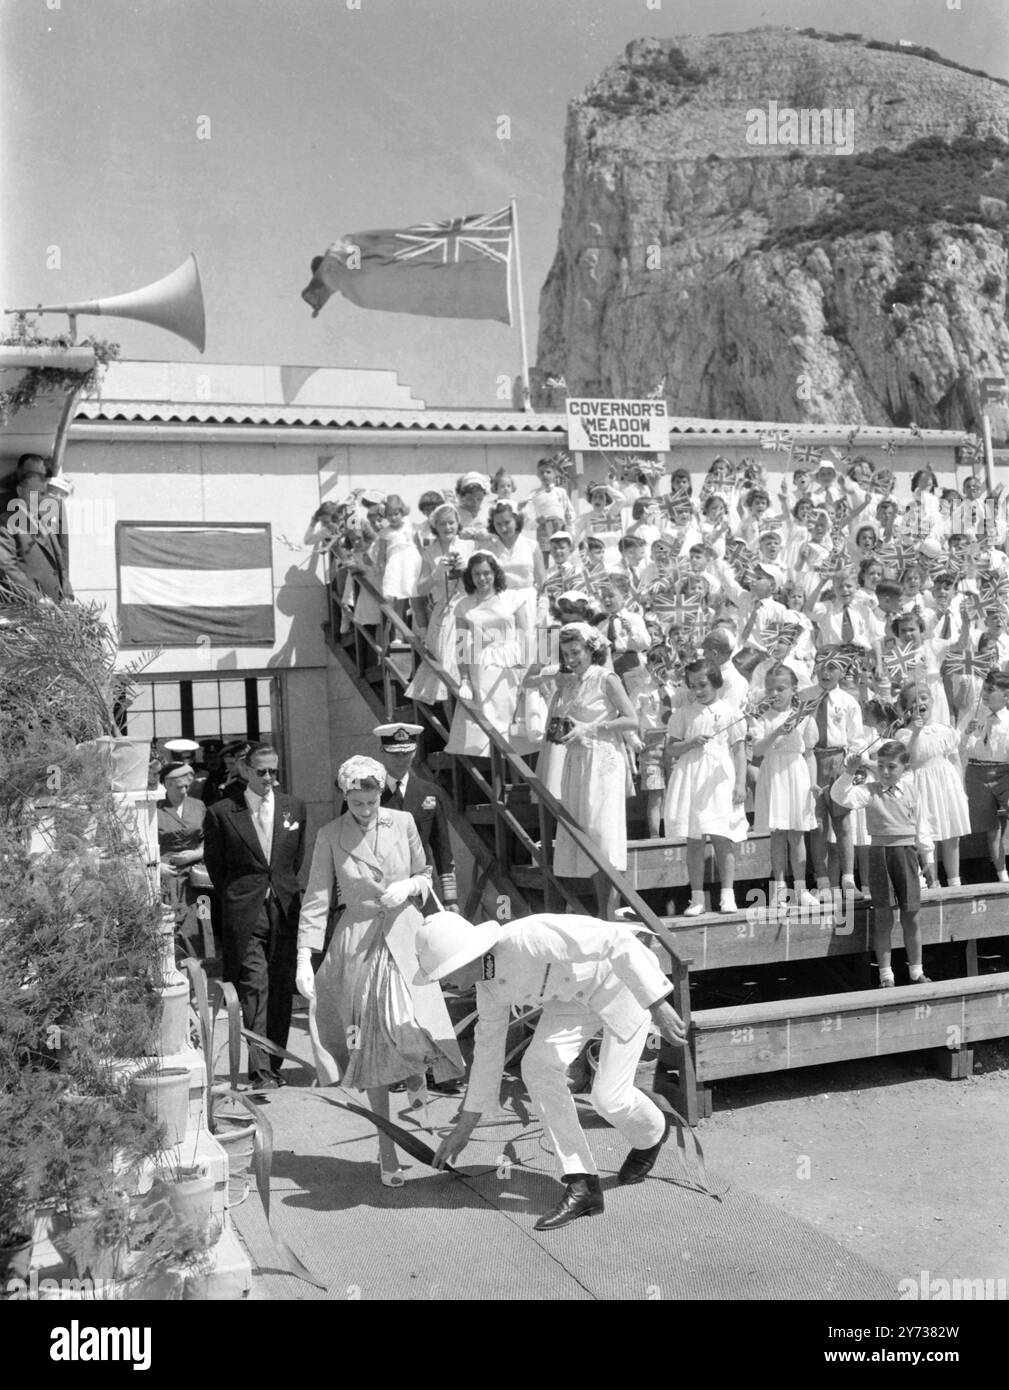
[760,430,793,454]
[759,620,801,654]
[976,571,1009,606]
[942,648,995,680]
[882,641,927,683]
[960,433,983,462]
[780,685,827,734]
[880,439,898,456]
[792,444,824,467]
[816,544,853,579]
[647,589,703,630]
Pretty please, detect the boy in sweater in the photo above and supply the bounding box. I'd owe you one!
[831,741,933,987]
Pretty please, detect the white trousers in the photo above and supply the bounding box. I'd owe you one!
[521,1001,665,1178]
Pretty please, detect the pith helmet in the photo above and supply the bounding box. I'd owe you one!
[413,912,504,985]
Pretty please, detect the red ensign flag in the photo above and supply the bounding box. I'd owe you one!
[302,207,513,325]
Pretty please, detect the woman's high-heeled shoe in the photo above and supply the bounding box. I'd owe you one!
[405,1080,431,1129]
[380,1164,405,1188]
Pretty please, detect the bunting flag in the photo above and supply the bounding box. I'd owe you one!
[117,523,275,647]
[301,207,513,324]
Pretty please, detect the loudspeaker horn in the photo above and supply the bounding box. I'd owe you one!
[5,253,206,353]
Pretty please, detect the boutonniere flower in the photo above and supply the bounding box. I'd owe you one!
[421,796,437,811]
[282,812,299,831]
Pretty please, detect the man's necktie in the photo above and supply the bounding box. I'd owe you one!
[840,605,854,643]
[607,616,619,643]
[255,793,272,862]
[938,611,952,639]
[391,780,403,808]
[816,692,831,747]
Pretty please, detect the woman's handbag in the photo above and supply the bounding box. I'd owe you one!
[188,863,213,890]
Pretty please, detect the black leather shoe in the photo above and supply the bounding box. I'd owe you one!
[249,1073,278,1090]
[428,1077,464,1096]
[271,1071,288,1087]
[534,1175,604,1231]
[617,1117,670,1185]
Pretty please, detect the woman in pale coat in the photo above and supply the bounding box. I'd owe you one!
[296,756,464,1186]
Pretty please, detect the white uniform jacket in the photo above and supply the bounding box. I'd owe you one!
[465,915,672,1116]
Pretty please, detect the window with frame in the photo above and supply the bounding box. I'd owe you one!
[123,675,282,746]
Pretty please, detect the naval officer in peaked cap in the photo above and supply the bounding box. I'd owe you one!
[372,722,459,913]
[417,910,688,1231]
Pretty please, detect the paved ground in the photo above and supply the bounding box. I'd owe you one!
[226,1006,1008,1302]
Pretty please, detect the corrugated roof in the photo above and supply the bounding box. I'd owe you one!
[73,401,569,431]
[72,398,967,441]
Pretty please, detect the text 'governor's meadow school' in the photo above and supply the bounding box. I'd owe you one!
[565,398,671,452]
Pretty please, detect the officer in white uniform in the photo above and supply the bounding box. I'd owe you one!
[416,911,687,1230]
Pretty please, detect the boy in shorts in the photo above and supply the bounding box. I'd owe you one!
[831,741,933,986]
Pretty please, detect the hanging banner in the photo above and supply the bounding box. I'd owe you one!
[565,398,670,452]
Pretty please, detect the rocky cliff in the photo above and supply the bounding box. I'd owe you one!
[534,29,1009,430]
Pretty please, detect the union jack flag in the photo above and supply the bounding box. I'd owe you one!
[781,686,829,733]
[817,545,853,578]
[882,641,927,682]
[942,648,995,679]
[880,439,899,456]
[960,433,983,461]
[393,208,513,265]
[759,620,802,653]
[647,590,703,630]
[792,444,824,467]
[613,454,664,482]
[760,430,793,453]
[975,567,1009,601]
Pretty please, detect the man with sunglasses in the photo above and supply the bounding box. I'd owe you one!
[204,743,306,1089]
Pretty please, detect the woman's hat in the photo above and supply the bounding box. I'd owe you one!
[414,912,504,984]
[457,472,488,493]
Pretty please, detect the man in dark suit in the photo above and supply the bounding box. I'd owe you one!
[0,454,73,602]
[373,722,459,912]
[203,742,306,1089]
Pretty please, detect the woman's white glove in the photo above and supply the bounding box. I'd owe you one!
[296,947,316,1000]
[379,879,415,909]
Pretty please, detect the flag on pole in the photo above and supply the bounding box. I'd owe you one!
[117,524,275,647]
[302,207,513,324]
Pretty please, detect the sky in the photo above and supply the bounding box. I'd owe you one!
[2,0,1007,407]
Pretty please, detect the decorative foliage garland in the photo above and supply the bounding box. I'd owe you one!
[0,317,120,423]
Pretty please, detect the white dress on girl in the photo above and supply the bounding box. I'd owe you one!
[664,698,748,842]
[551,665,631,876]
[378,522,423,600]
[750,711,817,833]
[895,723,970,841]
[404,541,473,704]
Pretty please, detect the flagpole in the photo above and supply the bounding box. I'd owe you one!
[509,196,532,412]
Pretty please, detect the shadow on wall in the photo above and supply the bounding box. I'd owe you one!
[269,562,329,669]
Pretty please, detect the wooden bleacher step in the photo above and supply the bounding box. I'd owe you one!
[690,971,1009,1084]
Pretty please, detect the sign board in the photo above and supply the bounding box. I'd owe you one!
[565,398,670,452]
